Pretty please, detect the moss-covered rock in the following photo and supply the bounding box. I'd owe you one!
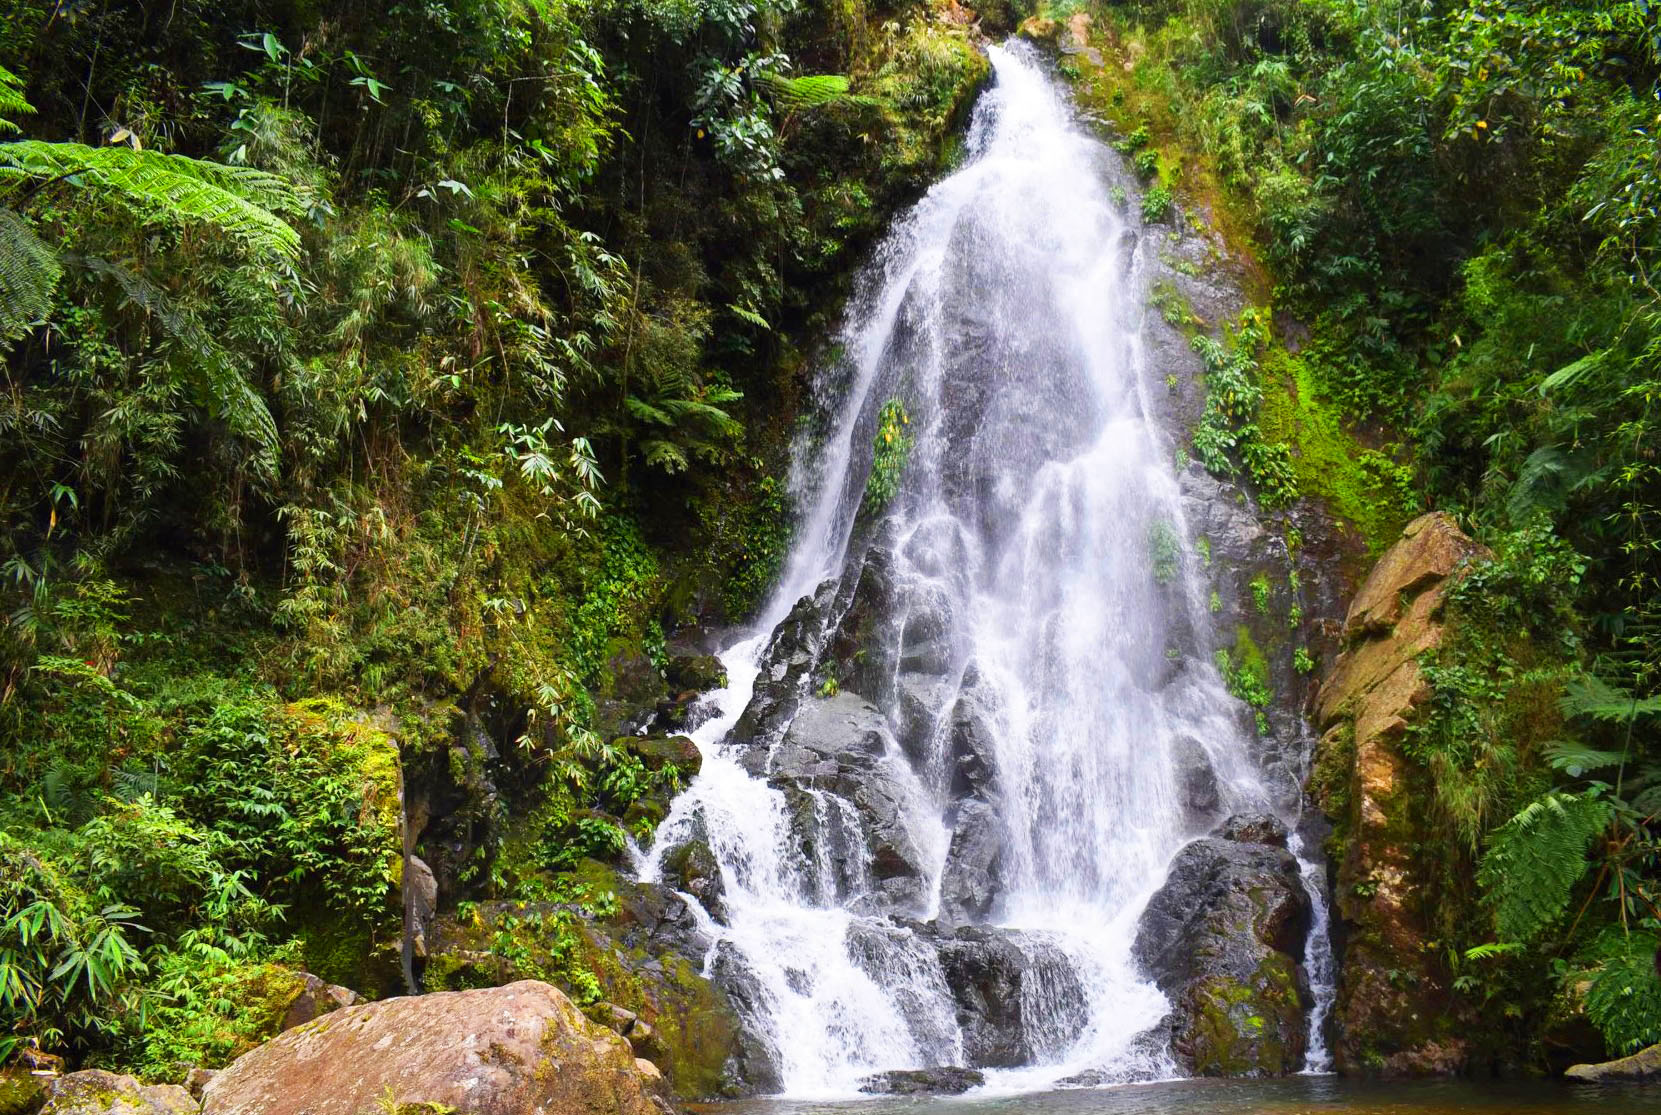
[1133,819,1313,1077]
[424,866,743,1100]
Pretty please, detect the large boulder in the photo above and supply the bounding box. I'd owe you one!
[1309,511,1488,1074]
[1133,818,1312,1077]
[201,980,675,1115]
[767,693,930,909]
[932,925,1088,1067]
[1565,1041,1661,1082]
[37,1071,194,1115]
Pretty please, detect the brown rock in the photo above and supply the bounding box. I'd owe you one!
[278,971,362,1032]
[1566,1041,1661,1082]
[201,980,676,1115]
[38,1070,195,1115]
[1308,511,1489,1076]
[1342,511,1479,638]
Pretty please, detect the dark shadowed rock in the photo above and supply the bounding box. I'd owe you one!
[665,654,726,693]
[733,582,836,749]
[1213,812,1289,848]
[859,1067,986,1095]
[829,546,900,703]
[933,926,1089,1067]
[278,972,362,1032]
[662,837,727,922]
[1134,837,1312,1077]
[709,943,787,1095]
[947,694,999,799]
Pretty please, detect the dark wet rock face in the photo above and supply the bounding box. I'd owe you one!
[932,926,1089,1067]
[859,1067,986,1095]
[1134,818,1313,1077]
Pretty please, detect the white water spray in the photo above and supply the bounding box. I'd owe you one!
[638,42,1330,1096]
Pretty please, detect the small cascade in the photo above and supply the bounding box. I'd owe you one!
[636,41,1331,1096]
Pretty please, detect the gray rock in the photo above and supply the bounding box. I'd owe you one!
[769,694,928,902]
[859,1067,985,1095]
[709,943,786,1095]
[938,799,1006,924]
[946,694,999,799]
[1134,837,1312,1077]
[933,926,1089,1067]
[661,837,727,922]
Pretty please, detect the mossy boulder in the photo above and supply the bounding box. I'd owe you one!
[424,868,745,1100]
[1134,816,1313,1076]
[37,1070,194,1115]
[198,981,675,1115]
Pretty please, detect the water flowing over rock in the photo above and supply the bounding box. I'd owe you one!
[200,981,675,1115]
[635,41,1324,1094]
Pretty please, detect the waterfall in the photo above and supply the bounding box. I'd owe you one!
[638,41,1327,1097]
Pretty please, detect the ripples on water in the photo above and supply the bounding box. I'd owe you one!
[708,1078,1654,1115]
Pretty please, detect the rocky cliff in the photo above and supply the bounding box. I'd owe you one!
[1309,512,1487,1073]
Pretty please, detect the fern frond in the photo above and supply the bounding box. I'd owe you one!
[625,395,675,426]
[1561,673,1661,723]
[1543,739,1629,777]
[1478,790,1612,943]
[80,256,279,465]
[0,141,302,259]
[758,71,880,112]
[1507,446,1592,523]
[0,65,34,135]
[641,439,688,473]
[0,206,59,340]
[1581,928,1661,1055]
[727,302,771,330]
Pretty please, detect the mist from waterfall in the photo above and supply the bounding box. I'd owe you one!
[637,41,1326,1097]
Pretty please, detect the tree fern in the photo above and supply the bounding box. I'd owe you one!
[0,207,59,340]
[1561,673,1661,723]
[1478,790,1613,943]
[78,256,279,467]
[1581,928,1661,1055]
[0,65,33,135]
[0,142,302,260]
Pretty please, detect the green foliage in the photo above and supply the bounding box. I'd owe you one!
[0,207,56,340]
[862,398,914,515]
[1140,183,1173,222]
[1148,520,1181,585]
[1580,928,1661,1055]
[0,141,303,260]
[1478,790,1613,944]
[1216,625,1271,734]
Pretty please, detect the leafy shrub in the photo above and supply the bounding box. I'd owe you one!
[863,398,914,515]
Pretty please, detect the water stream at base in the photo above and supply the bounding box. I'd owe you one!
[635,41,1334,1097]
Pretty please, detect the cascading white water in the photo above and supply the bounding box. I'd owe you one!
[638,42,1328,1096]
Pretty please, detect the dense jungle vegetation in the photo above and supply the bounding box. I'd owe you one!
[1057,0,1661,1066]
[0,0,992,1078]
[2,0,1660,1087]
